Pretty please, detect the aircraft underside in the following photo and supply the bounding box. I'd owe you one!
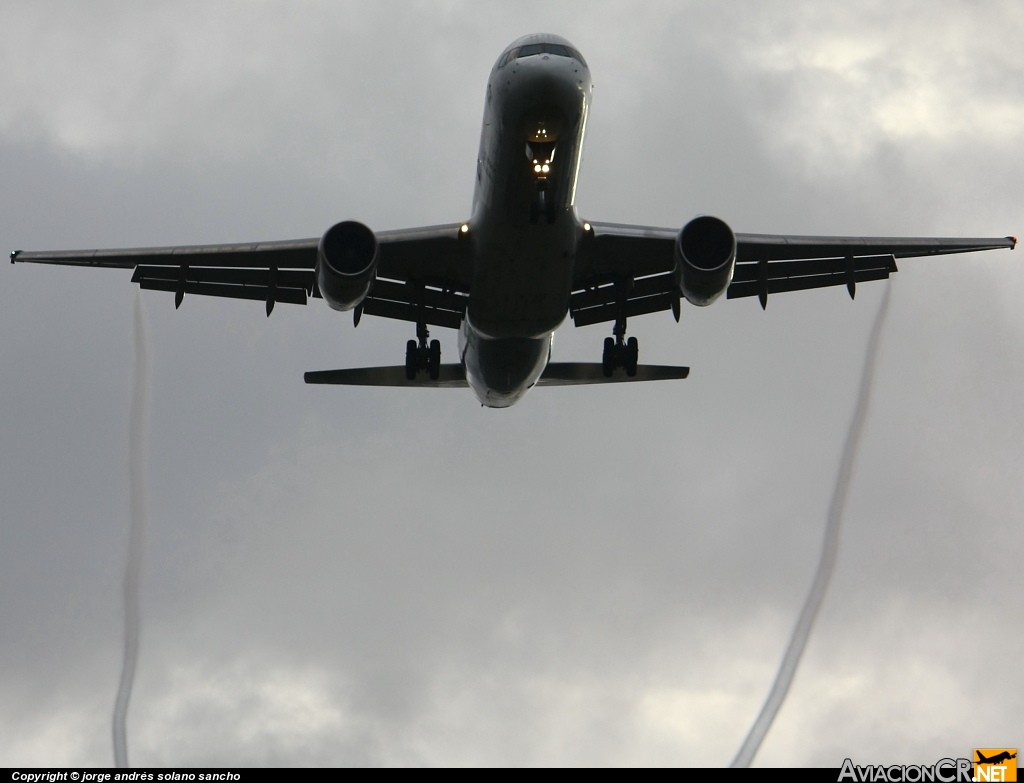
[10,33,1015,407]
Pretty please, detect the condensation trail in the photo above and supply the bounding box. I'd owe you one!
[113,294,151,768]
[731,284,892,768]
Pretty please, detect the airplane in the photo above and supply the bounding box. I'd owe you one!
[11,33,1016,408]
[976,752,1017,765]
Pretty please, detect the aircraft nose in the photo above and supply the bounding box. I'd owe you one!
[514,56,587,94]
[504,57,589,121]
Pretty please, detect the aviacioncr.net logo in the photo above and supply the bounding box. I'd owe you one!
[839,758,973,782]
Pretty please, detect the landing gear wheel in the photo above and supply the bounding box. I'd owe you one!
[405,339,418,380]
[428,339,441,380]
[626,336,639,377]
[602,336,615,377]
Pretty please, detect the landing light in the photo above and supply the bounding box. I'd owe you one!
[541,164,549,173]
[460,223,469,234]
[534,164,542,173]
[583,222,591,232]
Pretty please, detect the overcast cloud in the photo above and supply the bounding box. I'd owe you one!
[0,0,1021,767]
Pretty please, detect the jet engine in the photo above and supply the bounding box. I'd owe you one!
[674,215,736,307]
[316,221,378,311]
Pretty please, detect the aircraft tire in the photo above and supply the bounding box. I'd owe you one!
[626,336,639,377]
[428,339,441,380]
[602,336,614,377]
[405,339,418,380]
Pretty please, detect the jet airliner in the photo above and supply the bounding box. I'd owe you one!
[976,752,1017,765]
[12,34,1016,407]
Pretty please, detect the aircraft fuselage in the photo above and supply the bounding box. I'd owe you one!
[459,35,593,407]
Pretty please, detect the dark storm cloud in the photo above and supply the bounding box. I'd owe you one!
[1,0,1021,766]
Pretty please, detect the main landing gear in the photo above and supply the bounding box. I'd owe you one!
[602,318,639,377]
[405,321,441,380]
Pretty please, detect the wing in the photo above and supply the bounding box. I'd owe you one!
[10,223,473,326]
[570,222,1016,326]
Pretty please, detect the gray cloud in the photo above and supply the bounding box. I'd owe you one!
[1,0,1021,766]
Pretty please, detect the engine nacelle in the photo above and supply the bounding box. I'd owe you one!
[674,215,736,307]
[316,221,378,311]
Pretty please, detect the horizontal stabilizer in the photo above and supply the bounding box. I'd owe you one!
[304,362,689,387]
[304,364,468,387]
[537,363,689,385]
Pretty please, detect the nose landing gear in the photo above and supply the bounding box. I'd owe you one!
[527,136,557,225]
[529,190,557,225]
[405,321,441,380]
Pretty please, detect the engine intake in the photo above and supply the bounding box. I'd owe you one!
[317,221,378,311]
[675,215,736,306]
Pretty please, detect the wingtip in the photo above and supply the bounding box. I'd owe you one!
[1010,236,1017,250]
[10,250,20,263]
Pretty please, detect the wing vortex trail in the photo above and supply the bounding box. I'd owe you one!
[730,284,892,768]
[113,294,151,768]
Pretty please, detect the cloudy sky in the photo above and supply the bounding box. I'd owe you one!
[1,0,1022,767]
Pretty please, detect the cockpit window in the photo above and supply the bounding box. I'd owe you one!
[498,47,519,67]
[501,42,587,67]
